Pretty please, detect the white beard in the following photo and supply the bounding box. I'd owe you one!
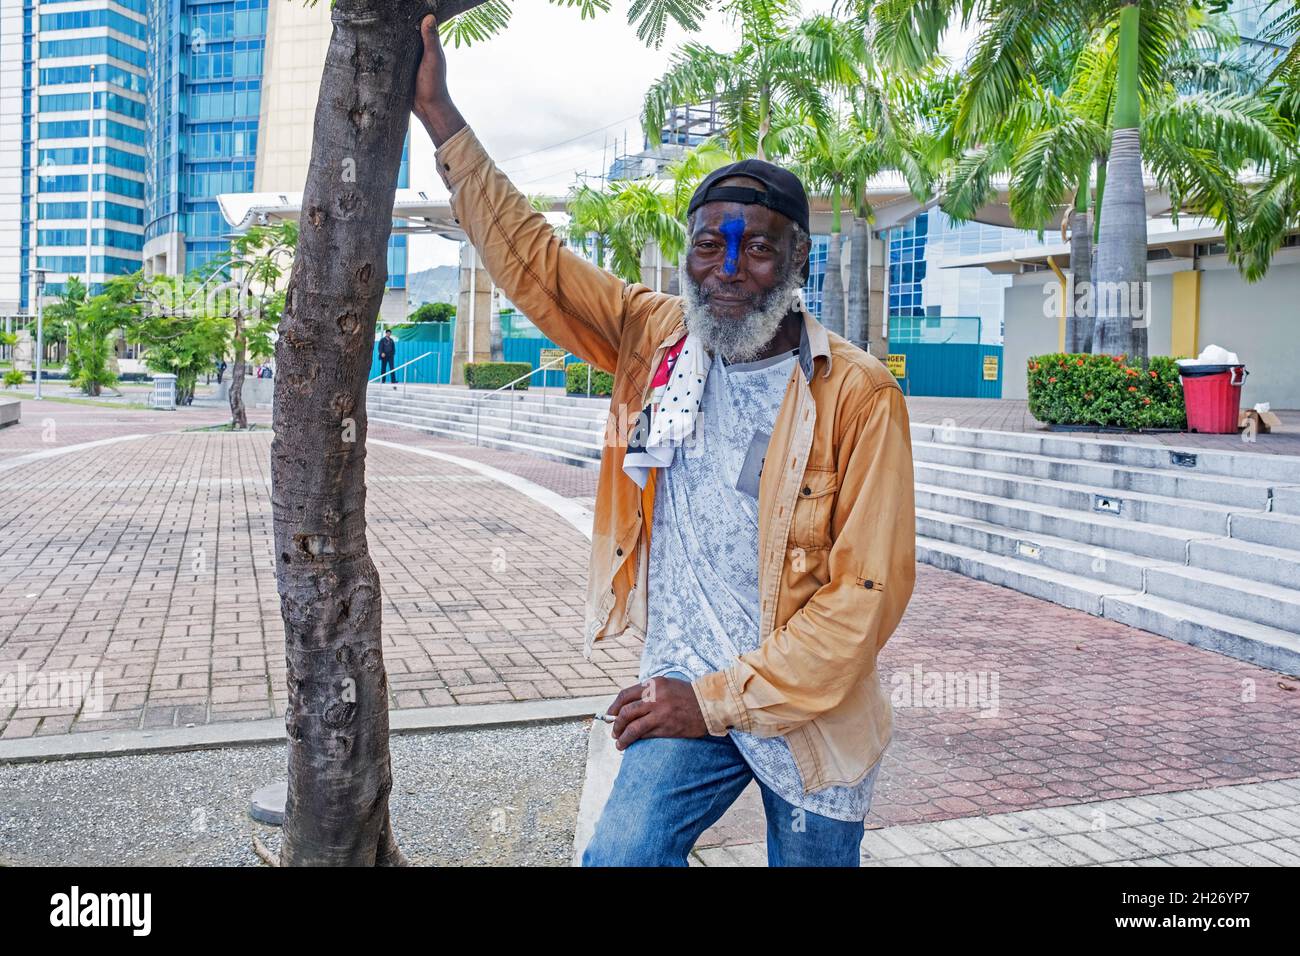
[678,263,806,363]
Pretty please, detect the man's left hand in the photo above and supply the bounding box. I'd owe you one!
[606,676,707,750]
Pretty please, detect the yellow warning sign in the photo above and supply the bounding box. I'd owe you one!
[983,355,999,381]
[886,354,906,378]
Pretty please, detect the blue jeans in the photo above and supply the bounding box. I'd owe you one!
[582,677,867,867]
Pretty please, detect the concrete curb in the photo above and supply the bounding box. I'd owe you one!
[0,695,611,765]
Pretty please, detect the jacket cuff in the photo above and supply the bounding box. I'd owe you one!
[692,669,748,737]
[433,122,482,192]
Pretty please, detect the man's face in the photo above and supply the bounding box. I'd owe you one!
[681,176,808,362]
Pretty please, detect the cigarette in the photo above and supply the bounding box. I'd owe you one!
[594,713,616,723]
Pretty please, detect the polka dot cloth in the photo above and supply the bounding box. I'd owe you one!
[623,331,712,490]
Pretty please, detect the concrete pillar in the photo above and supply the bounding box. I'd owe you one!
[452,242,493,385]
[1170,269,1201,359]
[867,230,888,359]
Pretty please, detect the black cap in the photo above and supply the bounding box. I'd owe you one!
[687,159,811,280]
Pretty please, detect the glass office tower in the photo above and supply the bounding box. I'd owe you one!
[10,0,149,306]
[145,0,266,276]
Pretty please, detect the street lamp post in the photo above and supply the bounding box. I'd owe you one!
[33,268,47,400]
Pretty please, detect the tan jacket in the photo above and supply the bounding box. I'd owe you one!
[435,124,916,792]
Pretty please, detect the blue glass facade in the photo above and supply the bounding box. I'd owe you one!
[802,234,828,320]
[21,0,149,306]
[886,210,1047,345]
[145,0,267,273]
[144,0,408,287]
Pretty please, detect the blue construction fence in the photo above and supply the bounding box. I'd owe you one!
[368,312,575,386]
[370,313,1003,398]
[888,342,1004,398]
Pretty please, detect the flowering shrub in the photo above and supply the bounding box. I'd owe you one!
[1027,353,1187,429]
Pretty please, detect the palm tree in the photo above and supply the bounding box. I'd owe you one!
[566,139,732,292]
[1229,2,1300,280]
[791,116,874,336]
[844,68,942,352]
[866,0,1289,361]
[641,0,862,161]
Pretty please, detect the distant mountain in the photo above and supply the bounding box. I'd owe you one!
[404,266,459,312]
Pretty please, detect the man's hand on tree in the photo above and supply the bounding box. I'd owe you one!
[412,14,466,148]
[606,676,708,751]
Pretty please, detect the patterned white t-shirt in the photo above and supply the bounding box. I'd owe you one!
[639,345,882,822]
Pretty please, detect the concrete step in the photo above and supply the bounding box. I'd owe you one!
[916,536,1137,616]
[392,383,613,412]
[369,389,609,425]
[1103,592,1300,677]
[914,484,1212,563]
[1275,486,1300,516]
[1227,511,1300,551]
[366,406,603,461]
[368,394,606,445]
[1187,537,1300,591]
[909,423,1300,484]
[917,536,1300,676]
[368,415,601,470]
[912,440,1277,510]
[914,461,1241,536]
[915,509,1171,592]
[1143,564,1300,634]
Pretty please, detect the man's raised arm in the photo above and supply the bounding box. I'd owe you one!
[411,14,645,373]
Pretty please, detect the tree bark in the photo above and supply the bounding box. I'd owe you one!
[845,214,869,350]
[272,0,426,866]
[1067,208,1092,353]
[230,315,248,429]
[1092,2,1146,362]
[823,231,845,337]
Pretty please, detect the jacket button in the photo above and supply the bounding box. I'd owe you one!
[802,486,811,495]
[616,547,623,556]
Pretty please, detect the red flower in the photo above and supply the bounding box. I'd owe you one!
[1049,376,1057,383]
[1128,385,1138,392]
[1143,397,1152,405]
[1149,370,1158,379]
[1076,358,1084,366]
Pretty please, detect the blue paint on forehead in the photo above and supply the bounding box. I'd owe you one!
[719,216,745,275]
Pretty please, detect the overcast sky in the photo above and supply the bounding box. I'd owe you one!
[408,1,972,270]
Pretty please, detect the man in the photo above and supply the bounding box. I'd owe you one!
[377,329,397,386]
[412,14,915,867]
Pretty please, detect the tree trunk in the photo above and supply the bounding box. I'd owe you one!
[230,315,248,430]
[845,214,869,350]
[1092,2,1146,362]
[272,0,423,866]
[823,230,845,337]
[1067,208,1093,353]
[756,83,771,161]
[489,308,503,361]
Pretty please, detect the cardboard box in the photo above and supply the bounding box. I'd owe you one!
[1239,408,1283,433]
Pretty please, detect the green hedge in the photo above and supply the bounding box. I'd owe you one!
[464,361,532,390]
[565,362,614,397]
[1027,353,1187,429]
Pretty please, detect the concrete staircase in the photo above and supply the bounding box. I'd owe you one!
[366,383,606,469]
[913,423,1300,676]
[366,383,1300,675]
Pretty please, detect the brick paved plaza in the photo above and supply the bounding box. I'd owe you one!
[2,396,1298,863]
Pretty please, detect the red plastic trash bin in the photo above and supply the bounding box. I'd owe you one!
[1179,363,1248,434]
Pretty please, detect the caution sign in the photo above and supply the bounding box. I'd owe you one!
[539,348,566,367]
[886,354,906,378]
[983,355,999,381]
